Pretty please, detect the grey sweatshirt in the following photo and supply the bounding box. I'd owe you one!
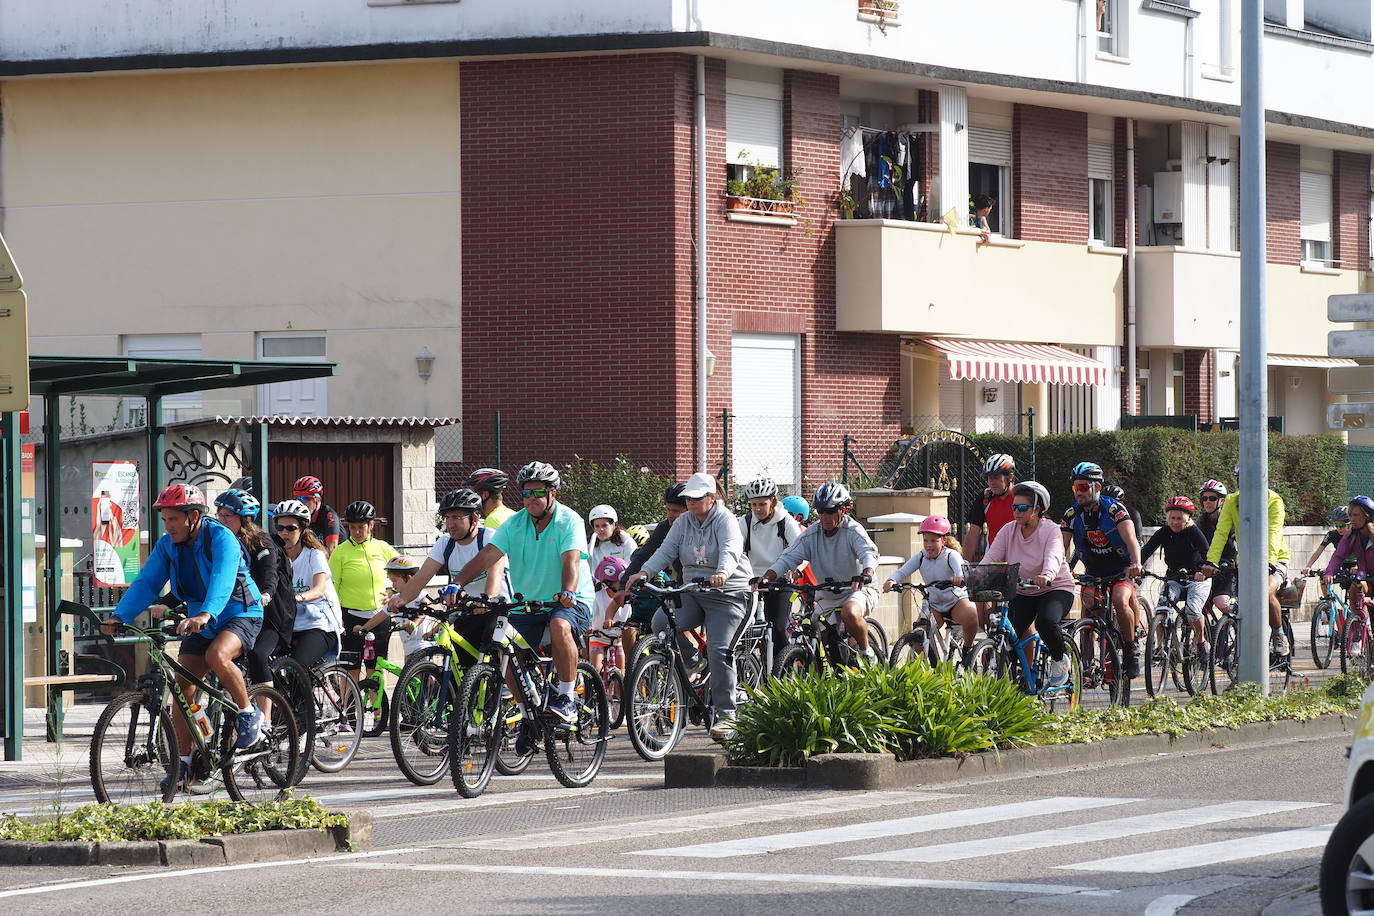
[641,501,752,591]
[768,515,879,584]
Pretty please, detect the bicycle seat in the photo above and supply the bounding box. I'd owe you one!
[336,650,363,667]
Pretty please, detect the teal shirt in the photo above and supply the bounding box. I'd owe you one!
[489,502,595,606]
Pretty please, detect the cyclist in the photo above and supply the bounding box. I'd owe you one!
[588,505,637,569]
[358,556,438,658]
[982,480,1075,685]
[1322,496,1374,596]
[451,461,594,728]
[1141,496,1214,664]
[1303,506,1356,579]
[292,475,342,556]
[738,477,803,660]
[626,472,753,738]
[756,481,882,666]
[619,482,689,659]
[332,500,399,686]
[102,484,267,780]
[271,499,342,667]
[1196,479,1237,616]
[783,495,812,527]
[884,515,977,657]
[1199,465,1291,657]
[1060,461,1145,679]
[588,556,631,678]
[464,467,515,530]
[962,453,1017,563]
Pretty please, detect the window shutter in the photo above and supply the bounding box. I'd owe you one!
[730,334,799,488]
[726,92,783,167]
[937,86,969,219]
[1300,171,1332,243]
[1088,142,1113,181]
[968,127,1011,168]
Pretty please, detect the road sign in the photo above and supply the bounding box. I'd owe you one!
[1328,365,1374,394]
[1329,293,1374,322]
[1328,330,1374,359]
[0,234,27,411]
[1328,402,1374,430]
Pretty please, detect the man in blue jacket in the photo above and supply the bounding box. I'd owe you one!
[102,483,266,771]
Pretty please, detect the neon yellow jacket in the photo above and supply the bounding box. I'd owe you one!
[1206,490,1290,567]
[328,537,397,610]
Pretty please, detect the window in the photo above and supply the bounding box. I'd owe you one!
[968,123,1012,236]
[258,333,327,418]
[1088,140,1113,245]
[726,68,784,181]
[1170,351,1185,416]
[121,333,202,425]
[1097,0,1119,53]
[1300,148,1333,264]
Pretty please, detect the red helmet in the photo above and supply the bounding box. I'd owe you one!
[292,475,324,497]
[153,483,206,511]
[1165,496,1196,514]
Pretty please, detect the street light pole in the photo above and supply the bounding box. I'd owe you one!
[1238,0,1269,690]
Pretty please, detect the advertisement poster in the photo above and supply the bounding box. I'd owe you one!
[21,444,36,623]
[92,460,140,587]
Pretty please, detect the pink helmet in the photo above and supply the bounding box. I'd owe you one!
[918,515,952,536]
[594,555,628,583]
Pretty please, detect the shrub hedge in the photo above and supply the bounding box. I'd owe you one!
[967,428,1346,526]
[557,454,675,528]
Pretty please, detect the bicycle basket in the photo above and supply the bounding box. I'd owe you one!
[965,563,1020,603]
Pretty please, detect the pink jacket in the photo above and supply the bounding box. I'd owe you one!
[983,518,1075,596]
[1325,530,1374,580]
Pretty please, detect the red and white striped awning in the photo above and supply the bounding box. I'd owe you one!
[921,339,1109,386]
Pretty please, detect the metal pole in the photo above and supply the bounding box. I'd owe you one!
[842,435,851,487]
[493,410,501,471]
[1125,119,1138,417]
[251,422,269,527]
[42,393,62,741]
[720,409,731,493]
[2,412,23,761]
[1238,0,1269,690]
[694,54,708,473]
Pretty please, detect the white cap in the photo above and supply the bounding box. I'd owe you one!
[588,504,617,523]
[680,472,716,499]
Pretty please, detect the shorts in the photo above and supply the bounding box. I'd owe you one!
[510,601,591,648]
[1159,579,1213,622]
[340,610,392,666]
[923,586,968,616]
[179,615,262,657]
[816,586,879,617]
[1269,561,1289,590]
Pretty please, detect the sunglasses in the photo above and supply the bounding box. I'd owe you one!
[1201,495,1220,502]
[275,524,301,532]
[1071,482,1095,493]
[1012,503,1034,512]
[521,488,549,499]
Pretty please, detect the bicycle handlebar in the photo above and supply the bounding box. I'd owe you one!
[630,578,722,599]
[887,580,953,594]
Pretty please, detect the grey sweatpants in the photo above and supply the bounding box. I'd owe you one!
[651,589,749,718]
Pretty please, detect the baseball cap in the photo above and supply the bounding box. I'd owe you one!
[679,472,716,499]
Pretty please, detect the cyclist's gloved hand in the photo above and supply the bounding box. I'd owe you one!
[851,573,872,590]
[439,584,461,607]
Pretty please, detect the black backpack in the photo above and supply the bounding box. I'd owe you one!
[744,518,790,556]
[441,528,488,577]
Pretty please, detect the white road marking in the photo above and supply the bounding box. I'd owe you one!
[847,800,1325,863]
[372,786,631,819]
[1063,823,1336,874]
[458,790,955,849]
[333,862,1114,897]
[635,796,1134,859]
[1143,894,1198,916]
[0,848,424,899]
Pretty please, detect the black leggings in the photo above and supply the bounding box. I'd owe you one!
[1008,590,1072,661]
[249,628,335,685]
[761,590,793,656]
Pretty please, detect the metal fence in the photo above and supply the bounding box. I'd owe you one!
[1348,445,1374,499]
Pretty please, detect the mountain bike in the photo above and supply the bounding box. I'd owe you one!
[962,575,1081,713]
[764,579,890,676]
[76,602,300,804]
[1069,574,1132,708]
[1140,571,1206,697]
[450,596,609,797]
[1210,564,1296,693]
[1305,570,1353,670]
[886,580,966,667]
[266,648,363,785]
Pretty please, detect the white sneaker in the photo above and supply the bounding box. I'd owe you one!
[1270,629,1290,657]
[1044,656,1069,687]
[858,647,880,666]
[709,715,736,741]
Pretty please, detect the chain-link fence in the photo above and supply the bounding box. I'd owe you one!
[1348,444,1374,500]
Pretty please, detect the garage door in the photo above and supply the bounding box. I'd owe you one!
[731,333,800,492]
[269,442,395,539]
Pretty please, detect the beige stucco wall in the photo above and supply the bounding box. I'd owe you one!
[835,220,1122,347]
[1,62,462,419]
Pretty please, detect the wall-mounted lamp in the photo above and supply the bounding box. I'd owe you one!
[982,386,999,404]
[1288,374,1302,390]
[705,348,717,377]
[416,346,436,381]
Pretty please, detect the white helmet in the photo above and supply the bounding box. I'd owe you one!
[812,482,853,511]
[743,477,778,500]
[588,504,617,524]
[1012,481,1051,513]
[981,453,1015,477]
[516,461,562,490]
[275,499,312,523]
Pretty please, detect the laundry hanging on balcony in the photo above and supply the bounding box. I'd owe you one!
[920,338,1109,386]
[840,126,923,221]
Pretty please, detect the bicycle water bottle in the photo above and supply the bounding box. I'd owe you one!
[363,631,377,663]
[190,704,212,738]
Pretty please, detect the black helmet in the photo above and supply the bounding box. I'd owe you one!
[464,468,510,493]
[344,500,377,523]
[439,488,483,514]
[664,482,689,507]
[228,475,255,495]
[1101,484,1125,502]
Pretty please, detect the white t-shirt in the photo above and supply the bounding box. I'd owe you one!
[427,528,510,598]
[394,598,439,657]
[589,588,630,640]
[291,547,340,633]
[887,546,969,613]
[589,533,636,572]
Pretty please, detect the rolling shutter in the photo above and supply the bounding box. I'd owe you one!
[1300,171,1332,243]
[731,333,800,489]
[968,127,1011,168]
[1088,141,1113,181]
[726,78,783,167]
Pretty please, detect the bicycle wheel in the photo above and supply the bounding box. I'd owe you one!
[311,665,364,773]
[625,651,687,761]
[1310,602,1337,670]
[389,658,452,786]
[1213,617,1240,692]
[1343,614,1370,680]
[1041,639,1081,714]
[966,637,1001,676]
[90,692,178,805]
[221,685,300,804]
[545,660,610,789]
[888,630,929,667]
[1074,620,1125,708]
[1270,615,1296,693]
[863,616,889,663]
[269,656,316,785]
[359,676,390,738]
[494,692,535,776]
[1144,615,1171,699]
[1178,624,1205,696]
[449,663,502,799]
[605,670,625,730]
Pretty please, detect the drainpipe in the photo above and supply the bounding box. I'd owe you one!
[695,54,708,473]
[1125,118,1138,417]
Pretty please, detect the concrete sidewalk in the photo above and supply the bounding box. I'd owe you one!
[0,706,103,785]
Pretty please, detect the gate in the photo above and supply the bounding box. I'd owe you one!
[269,442,395,534]
[866,430,984,526]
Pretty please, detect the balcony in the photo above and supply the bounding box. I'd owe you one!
[1134,246,1363,353]
[834,219,1123,346]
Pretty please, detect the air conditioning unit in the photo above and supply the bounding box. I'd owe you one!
[1153,171,1184,224]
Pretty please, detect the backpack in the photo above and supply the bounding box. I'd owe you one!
[744,518,790,556]
[441,528,488,575]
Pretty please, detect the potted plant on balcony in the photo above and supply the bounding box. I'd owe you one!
[724,156,806,217]
[858,0,899,32]
[835,184,857,220]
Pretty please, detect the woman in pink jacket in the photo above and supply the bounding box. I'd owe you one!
[981,480,1075,686]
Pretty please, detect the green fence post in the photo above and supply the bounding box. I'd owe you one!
[494,410,501,471]
[1026,407,1036,481]
[42,393,64,742]
[720,409,731,489]
[842,435,852,487]
[2,411,22,761]
[251,421,269,527]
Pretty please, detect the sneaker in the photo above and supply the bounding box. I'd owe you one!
[709,715,736,741]
[959,646,976,670]
[513,721,538,758]
[1197,642,1212,669]
[1123,646,1141,680]
[685,655,709,683]
[234,708,264,750]
[545,693,578,728]
[1270,629,1290,657]
[858,646,880,666]
[161,759,189,795]
[1044,655,1069,687]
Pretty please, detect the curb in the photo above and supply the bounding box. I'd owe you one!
[0,808,372,867]
[664,714,1354,790]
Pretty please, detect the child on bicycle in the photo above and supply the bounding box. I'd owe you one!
[1140,497,1213,662]
[1303,506,1356,579]
[883,515,978,657]
[588,556,630,675]
[588,505,637,571]
[358,556,437,659]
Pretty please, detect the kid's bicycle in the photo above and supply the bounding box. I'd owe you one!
[886,580,965,667]
[762,579,890,676]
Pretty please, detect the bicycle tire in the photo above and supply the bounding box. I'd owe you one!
[360,676,390,738]
[1310,602,1337,670]
[863,616,889,664]
[1270,615,1296,693]
[449,663,502,798]
[494,691,535,776]
[311,664,364,773]
[221,684,300,804]
[773,643,814,679]
[1342,613,1370,680]
[545,660,609,788]
[1073,619,1126,708]
[269,656,317,785]
[90,692,178,805]
[1213,616,1240,692]
[888,630,929,668]
[606,670,625,730]
[624,650,687,761]
[1041,639,1081,714]
[966,637,1001,676]
[1144,615,1172,699]
[389,658,452,786]
[1178,623,1204,696]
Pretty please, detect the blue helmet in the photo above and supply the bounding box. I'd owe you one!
[1070,461,1104,483]
[214,488,261,518]
[1331,506,1351,524]
[782,495,810,519]
[1350,496,1374,517]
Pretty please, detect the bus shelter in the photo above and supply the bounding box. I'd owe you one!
[2,354,337,760]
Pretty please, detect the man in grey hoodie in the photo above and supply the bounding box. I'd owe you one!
[625,472,752,738]
[756,482,881,664]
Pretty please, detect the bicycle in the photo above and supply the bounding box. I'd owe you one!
[449,595,610,798]
[764,579,891,676]
[75,601,300,804]
[1209,564,1296,693]
[1339,573,1371,679]
[1069,574,1132,708]
[886,580,965,668]
[264,647,363,785]
[1140,571,1206,698]
[961,573,1081,713]
[1305,569,1353,670]
[585,628,626,730]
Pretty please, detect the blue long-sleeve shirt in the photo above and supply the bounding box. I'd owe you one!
[113,518,262,637]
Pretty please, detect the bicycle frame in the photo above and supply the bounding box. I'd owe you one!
[772,580,867,670]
